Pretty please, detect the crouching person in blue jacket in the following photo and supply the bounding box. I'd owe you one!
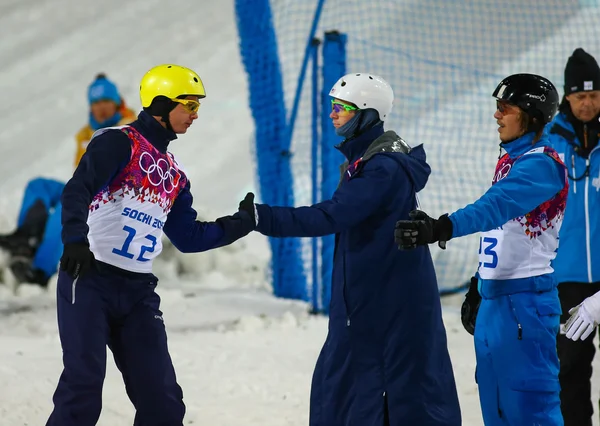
[244,73,461,426]
[45,64,256,426]
[395,74,568,426]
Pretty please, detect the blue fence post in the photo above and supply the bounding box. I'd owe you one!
[287,0,327,144]
[319,31,347,314]
[310,37,322,312]
[234,0,306,300]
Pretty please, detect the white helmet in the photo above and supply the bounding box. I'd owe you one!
[329,73,394,121]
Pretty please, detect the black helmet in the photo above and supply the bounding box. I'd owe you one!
[492,73,559,125]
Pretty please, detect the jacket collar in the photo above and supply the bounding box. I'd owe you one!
[501,132,538,158]
[335,123,385,162]
[131,111,178,153]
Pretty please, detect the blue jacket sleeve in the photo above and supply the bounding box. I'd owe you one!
[61,130,132,244]
[163,181,254,253]
[256,155,402,237]
[449,153,565,238]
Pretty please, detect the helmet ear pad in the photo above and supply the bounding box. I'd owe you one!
[515,108,544,134]
[524,111,544,133]
[144,96,177,116]
[143,96,178,131]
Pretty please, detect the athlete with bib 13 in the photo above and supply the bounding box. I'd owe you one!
[394,74,569,425]
[45,64,256,426]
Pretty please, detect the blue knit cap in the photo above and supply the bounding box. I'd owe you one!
[87,74,120,105]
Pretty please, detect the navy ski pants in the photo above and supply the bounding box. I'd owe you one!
[46,264,185,426]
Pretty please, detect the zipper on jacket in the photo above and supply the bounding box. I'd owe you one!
[342,253,350,326]
[572,154,577,194]
[497,385,503,418]
[508,295,522,340]
[585,156,592,282]
[584,144,600,282]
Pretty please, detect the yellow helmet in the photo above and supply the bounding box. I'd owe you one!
[139,64,206,108]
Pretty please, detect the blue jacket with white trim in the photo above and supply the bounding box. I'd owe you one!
[545,112,600,283]
[449,131,566,296]
[449,132,565,238]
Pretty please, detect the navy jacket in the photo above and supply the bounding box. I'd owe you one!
[61,111,253,256]
[256,124,461,426]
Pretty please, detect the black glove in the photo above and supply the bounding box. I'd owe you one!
[213,193,257,247]
[394,210,453,250]
[460,276,481,336]
[60,242,96,279]
[238,192,257,228]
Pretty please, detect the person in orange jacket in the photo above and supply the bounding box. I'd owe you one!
[0,74,135,287]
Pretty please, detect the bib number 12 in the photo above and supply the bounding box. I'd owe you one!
[112,226,157,262]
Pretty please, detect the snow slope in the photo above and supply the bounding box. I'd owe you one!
[0,0,598,425]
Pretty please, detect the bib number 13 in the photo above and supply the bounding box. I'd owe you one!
[478,236,498,269]
[112,226,157,262]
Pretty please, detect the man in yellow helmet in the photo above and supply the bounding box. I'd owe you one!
[45,64,256,426]
[0,74,135,288]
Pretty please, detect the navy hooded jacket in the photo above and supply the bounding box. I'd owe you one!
[256,123,461,426]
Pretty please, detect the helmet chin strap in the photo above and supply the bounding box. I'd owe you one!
[144,96,177,131]
[160,113,174,132]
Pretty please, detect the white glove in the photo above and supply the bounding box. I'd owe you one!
[564,290,600,341]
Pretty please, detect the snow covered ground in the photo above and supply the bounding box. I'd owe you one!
[0,273,492,426]
[1,275,598,426]
[0,0,599,425]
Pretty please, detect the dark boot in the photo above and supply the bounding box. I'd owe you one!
[0,230,35,257]
[10,259,50,288]
[0,199,49,257]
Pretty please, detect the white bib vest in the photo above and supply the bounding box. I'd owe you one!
[87,126,187,273]
[478,146,568,280]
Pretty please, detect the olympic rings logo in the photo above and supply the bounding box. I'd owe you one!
[138,151,181,194]
[494,163,511,183]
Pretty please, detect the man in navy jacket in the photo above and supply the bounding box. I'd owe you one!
[46,64,255,426]
[251,73,461,426]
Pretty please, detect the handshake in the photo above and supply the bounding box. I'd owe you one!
[394,210,453,250]
[238,192,258,228]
